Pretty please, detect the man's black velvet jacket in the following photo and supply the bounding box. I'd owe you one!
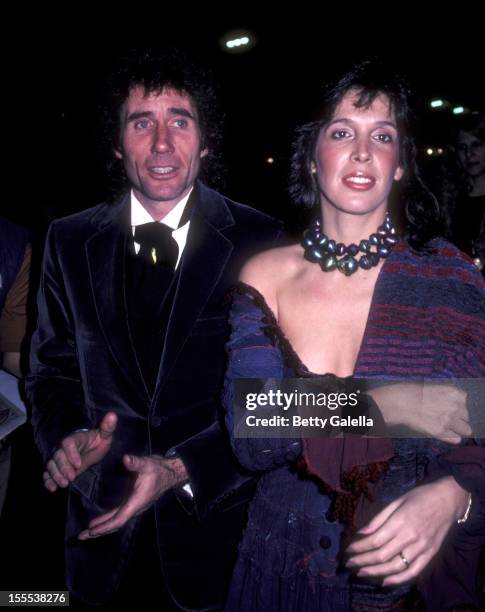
[26,181,283,608]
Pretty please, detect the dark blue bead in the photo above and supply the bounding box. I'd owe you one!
[359,256,372,269]
[321,254,337,271]
[305,247,324,262]
[301,237,314,248]
[369,234,380,245]
[359,239,370,253]
[369,253,380,266]
[338,256,357,276]
[384,235,398,246]
[326,240,336,254]
[377,245,390,257]
[336,243,346,256]
[347,244,359,256]
[317,235,328,247]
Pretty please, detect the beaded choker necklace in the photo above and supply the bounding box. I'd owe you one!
[301,212,398,276]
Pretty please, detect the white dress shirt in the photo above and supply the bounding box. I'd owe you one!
[130,188,194,497]
[130,188,193,269]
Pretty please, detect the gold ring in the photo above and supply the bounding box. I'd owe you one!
[399,551,410,569]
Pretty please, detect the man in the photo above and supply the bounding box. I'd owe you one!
[26,50,283,609]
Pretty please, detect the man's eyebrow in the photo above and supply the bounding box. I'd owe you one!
[125,107,195,122]
[326,118,398,129]
[126,110,156,123]
[167,107,195,119]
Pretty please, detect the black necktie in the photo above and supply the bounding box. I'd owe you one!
[134,222,178,268]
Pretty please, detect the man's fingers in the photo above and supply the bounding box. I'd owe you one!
[123,454,146,472]
[43,471,58,492]
[53,448,77,481]
[61,438,82,470]
[450,418,473,438]
[435,433,461,445]
[87,508,119,529]
[98,412,118,439]
[79,496,142,539]
[46,459,69,488]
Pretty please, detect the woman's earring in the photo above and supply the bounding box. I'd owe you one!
[311,164,317,174]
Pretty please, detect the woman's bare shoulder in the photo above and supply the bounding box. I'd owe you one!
[238,244,302,314]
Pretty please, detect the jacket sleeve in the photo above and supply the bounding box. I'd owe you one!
[25,221,91,465]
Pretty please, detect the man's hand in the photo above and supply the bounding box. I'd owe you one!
[43,412,118,492]
[78,454,188,540]
[369,382,470,444]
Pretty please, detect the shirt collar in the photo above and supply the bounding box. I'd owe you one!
[130,188,193,230]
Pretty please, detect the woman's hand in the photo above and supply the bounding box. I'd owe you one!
[345,476,470,586]
[369,382,470,444]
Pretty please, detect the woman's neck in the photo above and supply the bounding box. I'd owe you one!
[319,204,387,245]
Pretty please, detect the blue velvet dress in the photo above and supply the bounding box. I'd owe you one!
[222,240,485,610]
[222,283,427,611]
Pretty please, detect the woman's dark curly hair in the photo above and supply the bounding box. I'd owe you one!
[289,59,441,251]
[99,48,225,198]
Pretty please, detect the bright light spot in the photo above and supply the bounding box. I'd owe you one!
[226,37,250,49]
[453,106,465,115]
[221,31,254,53]
[430,99,444,108]
[437,148,444,155]
[426,148,434,156]
[266,157,275,164]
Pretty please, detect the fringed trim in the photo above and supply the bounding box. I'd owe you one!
[330,461,390,532]
[228,281,317,377]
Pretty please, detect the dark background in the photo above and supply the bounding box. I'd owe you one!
[2,17,483,229]
[1,14,483,602]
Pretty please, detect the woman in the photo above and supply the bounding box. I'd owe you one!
[223,61,485,610]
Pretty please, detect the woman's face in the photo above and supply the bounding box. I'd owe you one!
[312,89,404,215]
[456,131,485,179]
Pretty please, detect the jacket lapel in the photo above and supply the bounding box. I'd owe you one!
[152,183,235,402]
[85,193,151,405]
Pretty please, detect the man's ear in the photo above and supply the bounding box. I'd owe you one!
[200,147,209,159]
[394,165,404,181]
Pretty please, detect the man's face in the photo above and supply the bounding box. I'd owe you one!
[115,86,208,212]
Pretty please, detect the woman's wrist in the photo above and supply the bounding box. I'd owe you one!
[437,475,470,521]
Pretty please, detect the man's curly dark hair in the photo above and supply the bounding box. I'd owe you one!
[99,48,225,199]
[289,59,441,252]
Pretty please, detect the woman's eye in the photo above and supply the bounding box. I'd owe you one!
[331,129,350,140]
[375,133,393,143]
